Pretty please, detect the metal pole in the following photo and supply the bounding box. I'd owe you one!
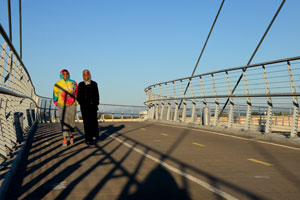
[219,0,286,117]
[8,0,12,41]
[179,0,225,109]
[19,0,22,59]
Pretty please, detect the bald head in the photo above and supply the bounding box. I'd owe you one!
[83,70,90,82]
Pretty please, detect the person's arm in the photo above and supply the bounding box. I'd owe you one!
[53,84,59,106]
[95,82,100,105]
[77,83,82,105]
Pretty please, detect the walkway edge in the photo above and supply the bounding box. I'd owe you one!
[0,120,38,200]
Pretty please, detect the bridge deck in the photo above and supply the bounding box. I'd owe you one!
[6,122,300,200]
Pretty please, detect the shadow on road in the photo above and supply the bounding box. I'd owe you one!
[6,122,266,200]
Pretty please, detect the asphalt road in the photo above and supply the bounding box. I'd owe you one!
[6,121,300,200]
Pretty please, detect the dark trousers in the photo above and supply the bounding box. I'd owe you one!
[81,106,99,143]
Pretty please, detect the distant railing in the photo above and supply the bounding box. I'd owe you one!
[97,104,148,121]
[144,56,300,138]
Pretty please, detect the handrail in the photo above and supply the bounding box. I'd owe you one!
[0,24,37,97]
[144,93,300,104]
[144,56,300,91]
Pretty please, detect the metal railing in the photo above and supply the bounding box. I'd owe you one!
[144,56,300,138]
[0,24,55,162]
[97,104,148,121]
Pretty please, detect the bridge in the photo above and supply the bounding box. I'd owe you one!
[1,1,300,200]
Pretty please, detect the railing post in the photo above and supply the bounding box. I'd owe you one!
[159,84,165,120]
[173,82,179,121]
[38,98,42,123]
[0,98,7,157]
[287,61,299,138]
[48,99,52,123]
[165,83,171,121]
[225,71,234,128]
[5,98,15,151]
[242,68,252,130]
[180,80,187,122]
[10,56,17,91]
[4,51,13,89]
[0,43,8,85]
[153,86,159,120]
[211,74,219,126]
[43,99,47,123]
[200,76,209,125]
[189,79,196,123]
[262,65,273,133]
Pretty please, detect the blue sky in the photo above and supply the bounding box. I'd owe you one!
[0,0,299,106]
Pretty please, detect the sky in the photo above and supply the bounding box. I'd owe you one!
[0,0,299,106]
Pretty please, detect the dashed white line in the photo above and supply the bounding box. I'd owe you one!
[155,123,300,151]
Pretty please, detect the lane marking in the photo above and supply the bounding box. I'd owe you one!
[254,176,270,179]
[192,142,205,147]
[248,159,272,166]
[106,133,238,200]
[154,123,300,151]
[161,133,168,136]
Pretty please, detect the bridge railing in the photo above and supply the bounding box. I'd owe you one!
[144,56,300,138]
[0,25,58,162]
[97,104,148,121]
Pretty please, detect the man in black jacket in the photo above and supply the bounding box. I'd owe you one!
[77,69,100,145]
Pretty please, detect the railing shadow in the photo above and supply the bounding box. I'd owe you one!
[7,122,267,200]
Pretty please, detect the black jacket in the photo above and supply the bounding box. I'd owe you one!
[77,80,100,109]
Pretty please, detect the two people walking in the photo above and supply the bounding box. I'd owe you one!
[53,69,100,147]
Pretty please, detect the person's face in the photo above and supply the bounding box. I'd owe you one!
[83,71,90,81]
[62,71,68,81]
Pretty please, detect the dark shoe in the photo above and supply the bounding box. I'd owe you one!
[85,140,93,146]
[94,135,99,140]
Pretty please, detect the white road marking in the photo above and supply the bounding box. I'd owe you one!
[192,142,205,147]
[248,158,272,166]
[106,133,238,200]
[255,176,270,179]
[53,181,67,190]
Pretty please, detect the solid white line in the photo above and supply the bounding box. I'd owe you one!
[155,123,300,151]
[107,133,239,200]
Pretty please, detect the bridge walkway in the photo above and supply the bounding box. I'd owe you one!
[5,122,300,200]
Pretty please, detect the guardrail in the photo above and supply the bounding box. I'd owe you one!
[144,56,300,138]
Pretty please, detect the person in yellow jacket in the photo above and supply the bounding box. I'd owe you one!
[53,69,78,146]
